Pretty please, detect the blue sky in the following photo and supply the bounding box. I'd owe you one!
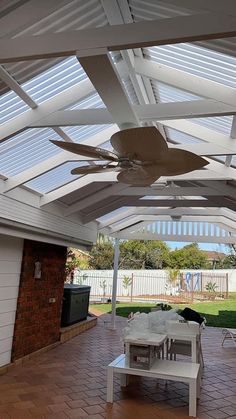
[167,241,230,254]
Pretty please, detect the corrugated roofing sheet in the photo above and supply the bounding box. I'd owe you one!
[0,124,113,178]
[25,161,87,193]
[0,128,62,177]
[189,116,233,136]
[0,57,87,124]
[165,127,204,144]
[0,0,108,95]
[129,0,193,21]
[65,92,105,110]
[151,80,201,103]
[63,125,113,142]
[145,43,236,88]
[23,57,86,104]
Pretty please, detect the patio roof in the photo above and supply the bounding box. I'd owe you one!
[0,0,236,247]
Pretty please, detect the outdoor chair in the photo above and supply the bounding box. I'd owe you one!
[166,320,204,372]
[222,328,236,347]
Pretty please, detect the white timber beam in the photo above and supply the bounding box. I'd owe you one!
[162,119,236,152]
[113,231,235,244]
[31,109,114,127]
[158,0,236,17]
[133,58,236,107]
[64,183,128,216]
[230,116,236,139]
[125,199,235,209]
[3,126,118,193]
[81,196,139,224]
[40,172,118,206]
[0,0,70,37]
[137,101,236,121]
[0,79,95,142]
[107,214,235,234]
[78,52,139,127]
[117,186,233,197]
[30,100,236,128]
[0,66,37,109]
[199,181,236,200]
[1,13,236,62]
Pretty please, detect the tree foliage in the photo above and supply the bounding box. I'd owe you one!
[168,243,209,269]
[89,240,209,270]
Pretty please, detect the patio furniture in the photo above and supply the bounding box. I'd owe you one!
[107,354,200,417]
[124,333,167,367]
[222,328,236,347]
[166,321,204,371]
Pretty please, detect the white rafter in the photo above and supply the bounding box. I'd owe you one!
[1,13,236,62]
[0,79,95,142]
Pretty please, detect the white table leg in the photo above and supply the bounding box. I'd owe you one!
[120,373,128,387]
[197,371,201,399]
[191,338,197,363]
[107,366,114,403]
[189,379,197,417]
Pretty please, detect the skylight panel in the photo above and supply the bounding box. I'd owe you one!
[23,57,86,104]
[189,116,233,135]
[64,93,105,110]
[146,43,236,87]
[0,128,62,177]
[152,80,201,103]
[25,161,88,193]
[165,127,204,144]
[63,124,113,143]
[0,89,29,124]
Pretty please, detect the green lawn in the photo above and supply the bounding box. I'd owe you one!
[90,293,236,328]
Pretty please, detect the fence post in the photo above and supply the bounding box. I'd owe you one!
[130,273,134,302]
[226,273,229,299]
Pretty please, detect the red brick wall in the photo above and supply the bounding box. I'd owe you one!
[12,239,67,361]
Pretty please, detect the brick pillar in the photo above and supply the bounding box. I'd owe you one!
[12,239,67,361]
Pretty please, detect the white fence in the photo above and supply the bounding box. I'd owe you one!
[74,269,235,302]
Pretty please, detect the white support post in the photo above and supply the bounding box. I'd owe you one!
[111,238,120,330]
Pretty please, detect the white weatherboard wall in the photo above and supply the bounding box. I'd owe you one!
[0,235,23,367]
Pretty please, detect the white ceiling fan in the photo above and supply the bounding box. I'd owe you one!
[51,127,208,186]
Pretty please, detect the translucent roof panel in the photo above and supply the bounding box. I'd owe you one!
[122,77,139,105]
[0,89,30,124]
[129,0,192,21]
[151,80,201,103]
[189,116,233,135]
[65,93,105,110]
[146,43,236,88]
[23,57,86,104]
[165,127,205,144]
[25,161,89,193]
[63,125,114,143]
[0,128,62,177]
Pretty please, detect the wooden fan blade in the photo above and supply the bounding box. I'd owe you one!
[51,140,118,161]
[117,168,159,186]
[160,149,209,176]
[110,127,168,161]
[71,164,118,175]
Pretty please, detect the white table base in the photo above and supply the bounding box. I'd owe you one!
[107,354,200,417]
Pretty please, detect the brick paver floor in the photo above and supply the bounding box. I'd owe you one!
[0,314,235,418]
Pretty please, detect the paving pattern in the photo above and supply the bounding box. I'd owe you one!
[0,314,235,418]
